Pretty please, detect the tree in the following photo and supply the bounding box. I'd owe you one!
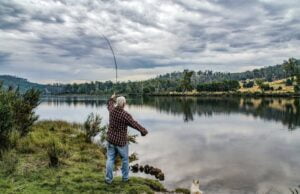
[283,58,298,77]
[255,79,264,88]
[0,87,40,150]
[180,70,194,92]
[283,58,300,93]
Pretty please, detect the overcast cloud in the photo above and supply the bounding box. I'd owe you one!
[0,0,300,83]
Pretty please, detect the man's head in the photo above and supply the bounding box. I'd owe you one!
[116,96,126,108]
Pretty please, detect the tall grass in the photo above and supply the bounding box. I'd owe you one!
[0,149,18,175]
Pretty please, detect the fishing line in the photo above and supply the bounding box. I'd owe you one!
[90,26,118,84]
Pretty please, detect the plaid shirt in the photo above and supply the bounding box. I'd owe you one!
[106,98,148,146]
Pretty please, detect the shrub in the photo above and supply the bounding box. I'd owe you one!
[286,78,293,86]
[0,87,40,150]
[46,137,63,168]
[243,81,254,88]
[259,83,271,91]
[255,79,264,87]
[83,113,106,143]
[129,152,138,163]
[0,98,13,149]
[294,85,300,93]
[197,80,240,92]
[127,134,138,144]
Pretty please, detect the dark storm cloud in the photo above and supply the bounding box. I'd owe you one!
[39,34,106,59]
[0,0,300,82]
[0,1,26,30]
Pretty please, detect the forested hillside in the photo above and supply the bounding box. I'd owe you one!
[0,75,45,93]
[1,58,299,95]
[53,58,300,95]
[0,75,61,94]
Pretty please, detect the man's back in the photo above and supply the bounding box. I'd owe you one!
[107,97,148,146]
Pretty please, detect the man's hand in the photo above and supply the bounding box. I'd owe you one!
[141,130,148,136]
[111,92,116,100]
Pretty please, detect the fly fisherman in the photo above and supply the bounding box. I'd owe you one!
[105,93,148,184]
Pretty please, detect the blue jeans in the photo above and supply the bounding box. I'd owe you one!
[105,142,129,183]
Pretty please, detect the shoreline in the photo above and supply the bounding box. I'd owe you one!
[42,92,300,98]
[148,91,300,98]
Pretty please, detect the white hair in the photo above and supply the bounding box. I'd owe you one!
[116,96,126,108]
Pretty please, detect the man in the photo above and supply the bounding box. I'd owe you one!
[105,93,148,184]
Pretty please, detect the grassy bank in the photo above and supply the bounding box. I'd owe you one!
[0,120,168,194]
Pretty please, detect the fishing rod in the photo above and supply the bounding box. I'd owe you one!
[101,35,118,84]
[90,26,118,84]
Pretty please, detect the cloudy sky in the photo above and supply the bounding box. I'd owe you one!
[0,0,300,83]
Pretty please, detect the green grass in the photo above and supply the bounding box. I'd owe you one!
[0,120,166,194]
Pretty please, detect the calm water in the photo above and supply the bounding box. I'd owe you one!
[37,96,300,194]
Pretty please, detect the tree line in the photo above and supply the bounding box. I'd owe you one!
[46,58,298,94]
[1,58,299,94]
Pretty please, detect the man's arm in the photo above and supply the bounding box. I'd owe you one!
[107,93,116,112]
[125,113,148,136]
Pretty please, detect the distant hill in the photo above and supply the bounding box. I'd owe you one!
[0,75,65,94]
[0,75,46,93]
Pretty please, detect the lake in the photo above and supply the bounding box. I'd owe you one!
[36,96,300,194]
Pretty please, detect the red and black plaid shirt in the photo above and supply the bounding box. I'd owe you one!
[106,98,148,146]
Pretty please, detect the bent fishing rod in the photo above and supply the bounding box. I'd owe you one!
[101,35,118,84]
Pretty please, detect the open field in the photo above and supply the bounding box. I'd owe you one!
[150,78,298,97]
[239,78,294,93]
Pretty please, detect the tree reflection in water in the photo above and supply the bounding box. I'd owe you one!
[140,97,300,130]
[42,96,300,130]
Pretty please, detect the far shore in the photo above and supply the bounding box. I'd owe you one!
[148,91,300,98]
[42,91,300,98]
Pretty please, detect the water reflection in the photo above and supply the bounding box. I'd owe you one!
[42,96,107,108]
[41,96,300,130]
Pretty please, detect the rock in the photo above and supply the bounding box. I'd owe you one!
[150,168,162,176]
[156,172,165,181]
[131,164,139,173]
[139,165,144,172]
[137,164,164,181]
[144,165,150,174]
